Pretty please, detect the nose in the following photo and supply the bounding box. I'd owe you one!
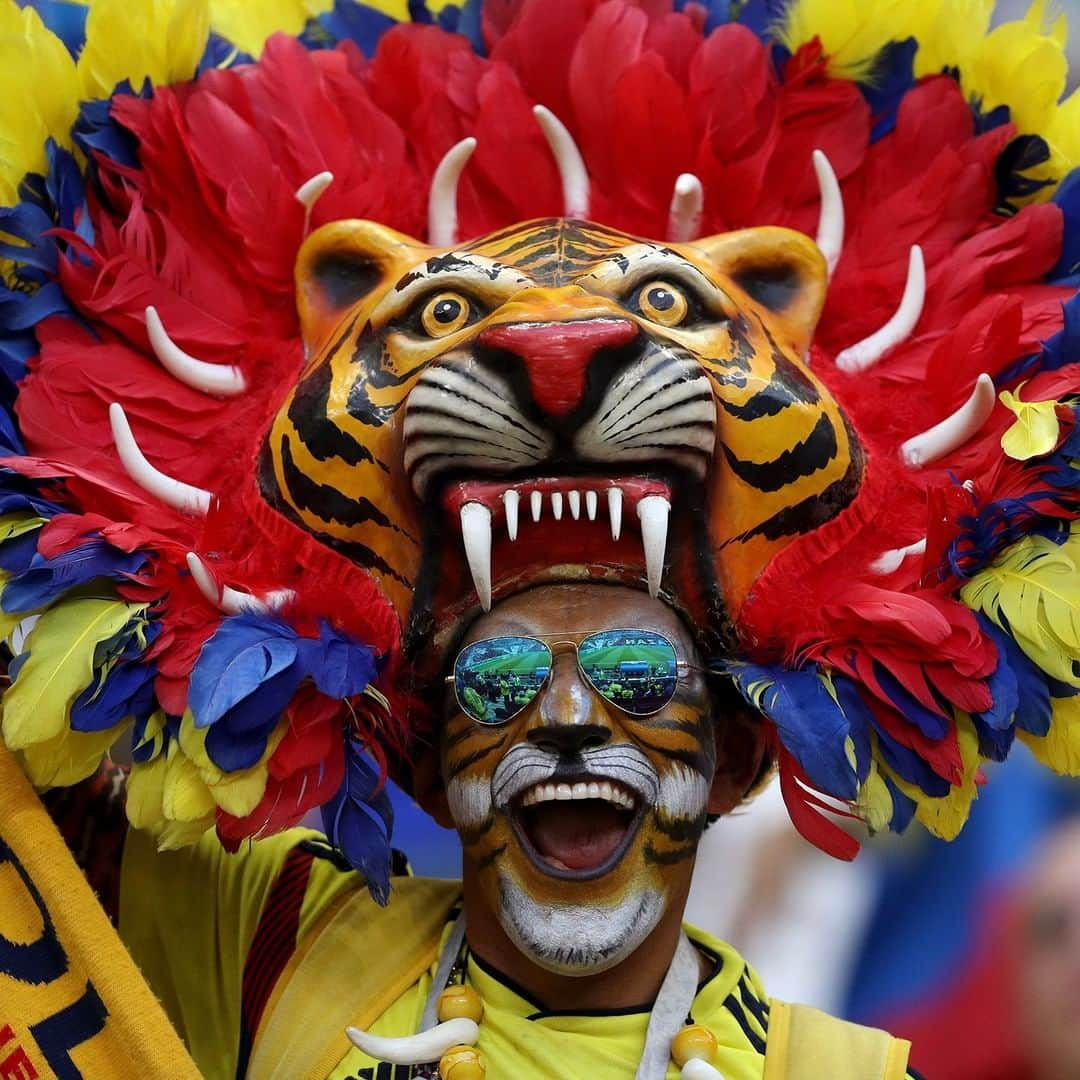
[525,653,612,757]
[477,318,637,417]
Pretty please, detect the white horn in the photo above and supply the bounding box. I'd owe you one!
[109,403,211,516]
[144,307,246,397]
[667,173,704,242]
[812,149,844,277]
[533,104,589,218]
[835,245,925,373]
[295,170,334,235]
[901,373,996,468]
[346,1018,479,1067]
[185,552,293,615]
[428,137,477,247]
[870,537,927,575]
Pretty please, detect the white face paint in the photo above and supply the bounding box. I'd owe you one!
[656,763,709,821]
[497,874,666,975]
[446,775,492,831]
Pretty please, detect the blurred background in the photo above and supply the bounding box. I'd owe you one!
[358,4,1080,1077]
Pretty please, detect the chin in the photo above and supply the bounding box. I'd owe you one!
[496,874,666,975]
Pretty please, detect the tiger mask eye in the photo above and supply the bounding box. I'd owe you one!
[637,281,689,327]
[421,292,472,337]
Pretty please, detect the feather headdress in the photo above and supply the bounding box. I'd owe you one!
[0,0,1077,896]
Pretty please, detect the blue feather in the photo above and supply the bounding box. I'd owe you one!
[727,661,858,800]
[188,617,301,729]
[299,621,378,699]
[1,538,146,613]
[321,740,395,903]
[862,39,917,142]
[973,616,1021,731]
[0,529,43,575]
[871,721,952,798]
[873,663,950,741]
[204,716,281,772]
[70,620,159,733]
[1050,167,1080,286]
[20,1,88,57]
[833,674,874,782]
[882,775,916,833]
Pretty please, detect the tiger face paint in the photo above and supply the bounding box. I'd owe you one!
[442,584,717,975]
[260,217,863,659]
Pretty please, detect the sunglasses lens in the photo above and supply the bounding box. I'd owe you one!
[454,636,552,724]
[577,630,679,715]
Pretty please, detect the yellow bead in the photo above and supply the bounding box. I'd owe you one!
[438,1044,485,1079]
[436,984,484,1023]
[670,1024,718,1067]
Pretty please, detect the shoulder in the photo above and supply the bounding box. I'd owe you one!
[685,924,916,1080]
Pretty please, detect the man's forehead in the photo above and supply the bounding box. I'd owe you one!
[458,217,670,287]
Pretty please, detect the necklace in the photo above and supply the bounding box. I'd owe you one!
[346,914,727,1079]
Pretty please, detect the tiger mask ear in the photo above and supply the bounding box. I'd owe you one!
[295,220,432,357]
[688,227,828,355]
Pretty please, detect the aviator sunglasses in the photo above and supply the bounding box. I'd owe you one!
[448,629,698,726]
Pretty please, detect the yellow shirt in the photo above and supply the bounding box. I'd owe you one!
[118,827,912,1080]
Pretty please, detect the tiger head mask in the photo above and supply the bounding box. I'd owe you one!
[258,214,863,675]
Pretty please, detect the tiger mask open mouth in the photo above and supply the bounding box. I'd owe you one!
[257,213,864,662]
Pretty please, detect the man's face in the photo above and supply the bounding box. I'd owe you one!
[440,584,718,975]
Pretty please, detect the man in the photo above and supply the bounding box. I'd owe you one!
[52,582,918,1078]
[1,2,1077,1077]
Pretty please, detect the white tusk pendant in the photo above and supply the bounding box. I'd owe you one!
[901,373,996,468]
[345,1018,479,1066]
[667,173,704,243]
[428,137,477,247]
[534,105,589,218]
[812,149,844,278]
[295,170,334,236]
[145,306,247,397]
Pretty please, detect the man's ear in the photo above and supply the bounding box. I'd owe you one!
[707,711,770,816]
[411,740,455,830]
[688,227,827,355]
[295,219,431,358]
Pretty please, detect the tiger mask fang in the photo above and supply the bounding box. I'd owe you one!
[258,216,864,666]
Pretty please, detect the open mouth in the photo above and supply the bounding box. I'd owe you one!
[510,776,643,880]
[443,474,674,610]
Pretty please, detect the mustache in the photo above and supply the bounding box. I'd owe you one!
[491,743,661,809]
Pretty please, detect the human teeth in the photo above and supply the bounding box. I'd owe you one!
[586,491,598,520]
[571,782,588,799]
[599,781,613,802]
[531,490,543,522]
[555,782,572,800]
[568,490,581,519]
[459,502,493,611]
[637,495,670,599]
[503,490,520,541]
[543,783,555,801]
[551,492,563,520]
[607,487,623,541]
[587,781,600,798]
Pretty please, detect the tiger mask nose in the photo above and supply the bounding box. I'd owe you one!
[477,318,639,417]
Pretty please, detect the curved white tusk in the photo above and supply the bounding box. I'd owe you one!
[346,1018,479,1066]
[901,373,996,468]
[428,137,477,247]
[185,553,293,615]
[533,104,589,218]
[682,1060,726,1079]
[295,170,334,235]
[812,149,844,278]
[667,173,704,242]
[870,537,927,575]
[109,402,211,516]
[834,245,926,374]
[144,307,246,397]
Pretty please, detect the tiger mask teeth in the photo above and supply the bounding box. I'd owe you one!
[452,479,672,611]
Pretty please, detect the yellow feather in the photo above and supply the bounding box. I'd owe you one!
[1019,693,1080,774]
[177,709,281,818]
[15,721,123,787]
[0,597,144,749]
[999,386,1062,460]
[77,0,210,100]
[0,1,80,205]
[206,0,332,57]
[126,751,167,829]
[961,526,1080,686]
[855,761,894,833]
[161,740,216,824]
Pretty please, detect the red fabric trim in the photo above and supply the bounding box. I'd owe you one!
[240,846,315,1044]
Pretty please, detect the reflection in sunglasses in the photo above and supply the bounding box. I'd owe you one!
[451,630,689,725]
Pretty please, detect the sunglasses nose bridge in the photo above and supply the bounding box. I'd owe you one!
[526,653,614,751]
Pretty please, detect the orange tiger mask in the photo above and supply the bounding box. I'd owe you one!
[259,215,864,667]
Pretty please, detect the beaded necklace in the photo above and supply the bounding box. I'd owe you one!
[346,915,728,1079]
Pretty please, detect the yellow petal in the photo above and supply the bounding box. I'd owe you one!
[0,1,80,205]
[999,387,1061,460]
[1019,694,1080,775]
[78,0,210,99]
